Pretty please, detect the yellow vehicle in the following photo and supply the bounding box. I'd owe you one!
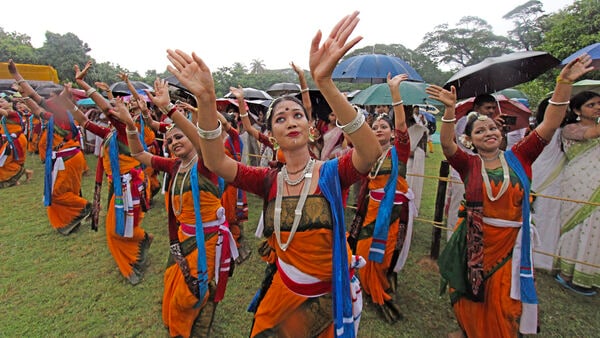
[0,62,59,83]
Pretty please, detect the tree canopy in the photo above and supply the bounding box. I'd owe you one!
[0,0,598,108]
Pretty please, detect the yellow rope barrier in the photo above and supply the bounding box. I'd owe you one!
[197,150,600,269]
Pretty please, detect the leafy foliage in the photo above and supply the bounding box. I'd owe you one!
[503,0,545,51]
[417,16,512,69]
[539,0,600,62]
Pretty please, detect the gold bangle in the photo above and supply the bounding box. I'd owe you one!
[556,76,573,85]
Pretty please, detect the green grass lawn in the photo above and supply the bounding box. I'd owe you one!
[0,148,598,337]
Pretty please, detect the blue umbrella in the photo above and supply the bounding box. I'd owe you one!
[561,42,600,69]
[420,111,436,124]
[76,98,96,106]
[332,54,423,84]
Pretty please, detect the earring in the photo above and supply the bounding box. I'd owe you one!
[269,136,279,150]
[576,114,581,121]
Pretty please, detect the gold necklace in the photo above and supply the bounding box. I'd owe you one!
[480,151,509,202]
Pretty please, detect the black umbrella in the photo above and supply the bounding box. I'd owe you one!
[444,51,561,100]
[33,82,64,98]
[109,81,153,96]
[294,89,332,121]
[224,87,273,100]
[266,82,300,97]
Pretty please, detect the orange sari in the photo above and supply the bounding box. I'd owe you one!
[443,133,545,337]
[39,127,90,233]
[0,111,27,187]
[355,129,410,306]
[86,118,152,284]
[232,152,363,337]
[153,156,232,337]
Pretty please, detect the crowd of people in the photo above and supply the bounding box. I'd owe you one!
[1,10,599,338]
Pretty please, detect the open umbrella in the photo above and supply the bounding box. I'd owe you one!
[34,82,64,98]
[76,98,96,106]
[455,94,532,132]
[495,88,529,108]
[351,82,441,106]
[294,89,332,121]
[332,54,423,84]
[109,81,154,96]
[444,51,561,100]
[561,42,600,69]
[224,87,272,100]
[266,82,300,97]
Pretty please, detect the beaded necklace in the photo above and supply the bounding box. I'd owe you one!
[171,154,198,216]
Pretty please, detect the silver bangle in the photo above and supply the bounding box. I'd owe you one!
[336,112,365,135]
[440,116,456,123]
[126,128,138,135]
[392,100,404,107]
[300,88,309,93]
[548,99,570,106]
[85,87,97,97]
[197,120,222,140]
[239,112,249,118]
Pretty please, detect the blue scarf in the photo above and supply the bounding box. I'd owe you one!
[108,132,125,236]
[43,116,55,206]
[1,116,18,161]
[369,146,399,263]
[138,117,148,169]
[318,159,355,338]
[504,150,537,305]
[189,161,209,307]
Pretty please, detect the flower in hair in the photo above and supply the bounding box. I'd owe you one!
[467,111,490,122]
[459,134,473,150]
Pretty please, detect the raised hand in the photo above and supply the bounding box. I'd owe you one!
[309,11,362,85]
[290,62,303,76]
[95,81,110,92]
[166,49,215,103]
[74,61,92,81]
[387,73,408,89]
[117,72,129,82]
[146,78,170,108]
[59,82,75,102]
[111,97,135,126]
[426,85,456,108]
[8,59,18,76]
[559,53,594,82]
[229,86,245,100]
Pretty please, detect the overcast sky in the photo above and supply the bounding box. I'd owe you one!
[2,0,574,74]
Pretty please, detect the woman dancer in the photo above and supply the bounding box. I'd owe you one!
[109,80,237,337]
[66,61,153,285]
[431,54,593,337]
[166,11,381,337]
[350,73,414,323]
